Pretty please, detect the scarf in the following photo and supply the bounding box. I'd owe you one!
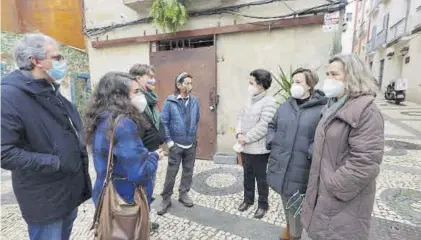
[320,94,349,127]
[142,87,160,130]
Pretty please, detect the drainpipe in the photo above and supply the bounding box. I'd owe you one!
[404,0,411,35]
[352,0,360,53]
[358,0,366,55]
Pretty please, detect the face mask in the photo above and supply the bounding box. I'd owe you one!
[147,78,156,90]
[131,94,147,113]
[290,84,307,99]
[322,79,345,98]
[46,61,67,83]
[248,85,259,96]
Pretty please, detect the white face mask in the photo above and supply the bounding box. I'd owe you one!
[290,84,307,99]
[322,79,345,98]
[248,85,259,96]
[131,94,147,113]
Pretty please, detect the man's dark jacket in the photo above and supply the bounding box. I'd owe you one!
[1,70,92,224]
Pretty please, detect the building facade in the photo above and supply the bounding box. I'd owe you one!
[83,0,345,158]
[353,0,421,103]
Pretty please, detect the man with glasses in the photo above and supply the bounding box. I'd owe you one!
[1,33,91,240]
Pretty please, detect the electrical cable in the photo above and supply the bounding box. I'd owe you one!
[84,0,350,37]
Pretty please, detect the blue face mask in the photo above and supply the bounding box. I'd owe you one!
[46,61,67,83]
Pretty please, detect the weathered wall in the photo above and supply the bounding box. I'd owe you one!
[215,25,334,152]
[86,42,150,87]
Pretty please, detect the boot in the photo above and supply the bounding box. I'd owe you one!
[157,198,171,215]
[279,224,290,240]
[179,193,194,207]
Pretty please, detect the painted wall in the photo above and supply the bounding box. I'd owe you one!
[0,0,85,49]
[1,0,20,33]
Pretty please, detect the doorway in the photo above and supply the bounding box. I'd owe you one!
[379,59,385,89]
[150,35,217,160]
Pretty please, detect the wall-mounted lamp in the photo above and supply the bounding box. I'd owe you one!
[400,46,409,56]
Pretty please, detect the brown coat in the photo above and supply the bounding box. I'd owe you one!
[301,95,384,240]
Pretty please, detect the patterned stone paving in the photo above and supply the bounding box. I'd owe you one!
[1,99,421,239]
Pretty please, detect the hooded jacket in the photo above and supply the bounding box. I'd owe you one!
[1,70,92,224]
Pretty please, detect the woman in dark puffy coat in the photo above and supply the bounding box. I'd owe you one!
[266,68,327,240]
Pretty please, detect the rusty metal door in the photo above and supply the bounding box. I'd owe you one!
[151,46,217,160]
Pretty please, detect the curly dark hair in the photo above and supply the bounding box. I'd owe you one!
[83,71,150,145]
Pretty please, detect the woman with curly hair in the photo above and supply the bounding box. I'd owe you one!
[84,72,164,211]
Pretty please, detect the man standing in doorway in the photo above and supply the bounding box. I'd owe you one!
[158,72,200,215]
[1,33,91,240]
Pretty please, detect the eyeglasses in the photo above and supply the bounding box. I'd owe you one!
[51,55,64,61]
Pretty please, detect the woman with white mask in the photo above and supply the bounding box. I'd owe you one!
[85,72,165,238]
[266,68,327,240]
[300,54,384,240]
[235,69,277,219]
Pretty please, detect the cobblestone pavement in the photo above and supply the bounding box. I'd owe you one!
[2,99,421,240]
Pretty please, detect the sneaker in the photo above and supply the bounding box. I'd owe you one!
[178,193,194,207]
[157,198,171,215]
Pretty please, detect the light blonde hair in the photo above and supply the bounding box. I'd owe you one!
[329,54,377,97]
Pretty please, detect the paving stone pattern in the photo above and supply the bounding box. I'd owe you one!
[1,99,421,239]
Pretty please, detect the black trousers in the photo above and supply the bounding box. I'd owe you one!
[161,144,197,199]
[241,152,269,210]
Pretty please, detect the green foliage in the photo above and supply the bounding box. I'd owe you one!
[150,0,189,32]
[272,65,293,101]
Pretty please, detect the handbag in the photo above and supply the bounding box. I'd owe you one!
[91,115,150,240]
[286,190,306,219]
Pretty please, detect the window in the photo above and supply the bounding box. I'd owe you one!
[346,12,353,22]
[155,35,215,52]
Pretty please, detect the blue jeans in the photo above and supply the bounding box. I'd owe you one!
[27,209,77,240]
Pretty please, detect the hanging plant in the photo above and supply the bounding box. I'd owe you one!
[150,0,189,32]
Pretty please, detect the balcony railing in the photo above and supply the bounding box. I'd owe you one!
[388,18,406,43]
[376,29,387,47]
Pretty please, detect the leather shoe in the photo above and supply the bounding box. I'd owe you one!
[238,202,252,212]
[254,208,267,219]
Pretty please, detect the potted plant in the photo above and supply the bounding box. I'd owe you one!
[272,65,293,102]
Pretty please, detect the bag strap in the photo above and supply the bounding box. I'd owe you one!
[104,115,124,184]
[91,114,124,230]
